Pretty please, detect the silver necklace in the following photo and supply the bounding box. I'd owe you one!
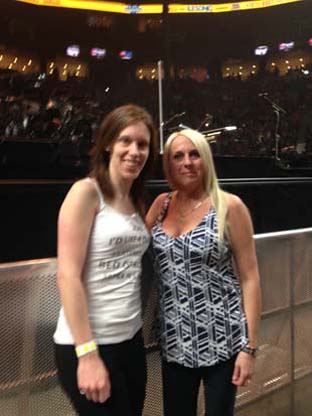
[177,196,208,219]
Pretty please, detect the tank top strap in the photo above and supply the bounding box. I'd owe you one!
[155,192,172,225]
[84,177,105,209]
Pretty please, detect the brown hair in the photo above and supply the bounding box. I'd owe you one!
[89,104,157,212]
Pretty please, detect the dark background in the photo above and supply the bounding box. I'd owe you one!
[1,0,312,262]
[2,177,312,263]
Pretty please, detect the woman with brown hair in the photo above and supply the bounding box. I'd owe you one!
[54,104,157,416]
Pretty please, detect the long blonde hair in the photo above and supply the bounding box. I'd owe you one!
[163,129,228,242]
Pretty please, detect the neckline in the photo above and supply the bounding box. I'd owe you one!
[89,177,138,219]
[104,203,138,219]
[159,205,214,240]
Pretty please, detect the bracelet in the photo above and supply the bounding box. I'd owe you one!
[241,345,258,357]
[75,340,97,358]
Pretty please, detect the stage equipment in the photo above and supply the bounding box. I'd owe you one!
[201,126,238,141]
[259,93,287,161]
[177,124,237,142]
[198,113,213,131]
[161,112,186,128]
[178,123,192,130]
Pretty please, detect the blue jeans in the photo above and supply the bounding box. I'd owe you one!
[55,330,146,416]
[162,355,237,416]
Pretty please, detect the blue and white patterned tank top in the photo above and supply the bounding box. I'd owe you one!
[151,193,248,368]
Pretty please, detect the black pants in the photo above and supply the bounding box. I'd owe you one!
[162,356,237,416]
[54,330,147,416]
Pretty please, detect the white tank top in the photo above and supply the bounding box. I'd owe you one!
[54,178,150,345]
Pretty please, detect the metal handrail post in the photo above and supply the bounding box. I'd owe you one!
[158,60,164,154]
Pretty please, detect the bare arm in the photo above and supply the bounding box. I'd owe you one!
[57,179,110,402]
[227,194,262,386]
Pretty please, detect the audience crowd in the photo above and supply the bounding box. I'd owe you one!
[1,67,312,170]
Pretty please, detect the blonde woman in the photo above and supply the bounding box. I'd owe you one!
[146,129,261,416]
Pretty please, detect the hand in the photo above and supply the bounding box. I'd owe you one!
[77,352,111,403]
[232,351,255,387]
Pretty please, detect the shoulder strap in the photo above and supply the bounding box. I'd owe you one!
[155,192,172,224]
[84,177,105,209]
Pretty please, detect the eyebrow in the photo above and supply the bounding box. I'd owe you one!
[119,134,149,141]
[172,149,198,154]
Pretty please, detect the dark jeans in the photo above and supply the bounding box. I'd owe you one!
[54,330,147,416]
[162,356,237,416]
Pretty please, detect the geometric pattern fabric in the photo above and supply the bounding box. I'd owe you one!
[152,195,248,367]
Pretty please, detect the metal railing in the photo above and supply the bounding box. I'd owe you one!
[0,228,311,415]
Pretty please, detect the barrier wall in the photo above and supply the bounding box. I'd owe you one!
[2,178,312,263]
[0,228,311,415]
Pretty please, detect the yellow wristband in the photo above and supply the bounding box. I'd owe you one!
[75,340,97,358]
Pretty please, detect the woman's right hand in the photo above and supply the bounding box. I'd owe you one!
[77,352,111,403]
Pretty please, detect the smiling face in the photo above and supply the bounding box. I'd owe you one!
[108,121,151,183]
[169,135,205,190]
